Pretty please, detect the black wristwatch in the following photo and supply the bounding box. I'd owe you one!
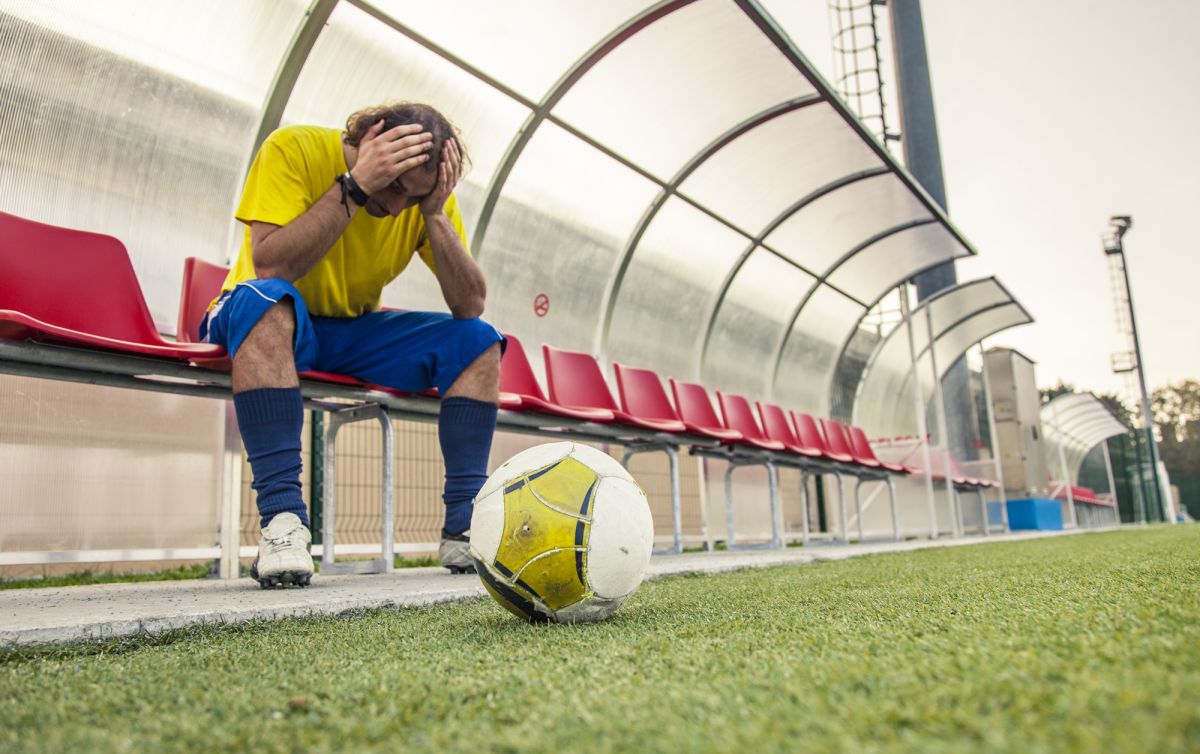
[338,171,370,206]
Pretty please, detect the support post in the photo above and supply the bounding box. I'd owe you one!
[721,456,782,550]
[622,443,684,554]
[799,472,811,545]
[321,404,395,574]
[309,410,324,544]
[218,401,243,579]
[923,299,961,536]
[901,285,939,538]
[834,471,849,544]
[1102,439,1119,511]
[1052,401,1079,528]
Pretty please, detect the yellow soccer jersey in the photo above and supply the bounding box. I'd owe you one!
[219,125,470,317]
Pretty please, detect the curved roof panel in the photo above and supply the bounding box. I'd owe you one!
[370,0,654,101]
[678,101,884,234]
[774,285,867,415]
[1042,393,1130,484]
[338,0,979,405]
[853,278,1033,437]
[1,0,986,413]
[763,173,933,272]
[553,0,818,180]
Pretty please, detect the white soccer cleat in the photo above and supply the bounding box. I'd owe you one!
[251,512,314,588]
[439,530,475,574]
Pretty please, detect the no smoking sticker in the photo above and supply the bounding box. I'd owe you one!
[533,293,550,317]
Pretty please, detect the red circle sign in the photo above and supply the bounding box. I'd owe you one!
[533,293,550,317]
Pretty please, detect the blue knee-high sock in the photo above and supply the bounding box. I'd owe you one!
[439,397,498,536]
[233,387,308,529]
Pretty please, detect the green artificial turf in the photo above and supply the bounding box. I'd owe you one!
[0,563,211,590]
[2,526,1198,754]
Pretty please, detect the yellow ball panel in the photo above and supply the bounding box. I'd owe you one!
[494,456,597,577]
[512,548,588,610]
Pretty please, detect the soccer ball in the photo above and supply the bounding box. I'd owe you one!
[469,441,654,623]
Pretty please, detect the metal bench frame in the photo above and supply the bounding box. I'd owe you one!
[0,338,721,575]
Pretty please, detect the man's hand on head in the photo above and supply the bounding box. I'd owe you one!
[349,120,434,195]
[419,138,462,219]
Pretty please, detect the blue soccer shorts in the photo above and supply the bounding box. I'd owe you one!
[200,278,505,395]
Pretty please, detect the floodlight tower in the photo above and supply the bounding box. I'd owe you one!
[1103,215,1164,520]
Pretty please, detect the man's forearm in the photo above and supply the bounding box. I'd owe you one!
[426,213,486,319]
[253,183,358,282]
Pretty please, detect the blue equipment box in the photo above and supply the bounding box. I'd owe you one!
[1005,498,1063,531]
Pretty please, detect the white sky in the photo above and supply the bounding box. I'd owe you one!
[771,0,1199,396]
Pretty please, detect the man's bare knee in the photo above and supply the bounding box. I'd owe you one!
[232,300,298,392]
[445,342,501,402]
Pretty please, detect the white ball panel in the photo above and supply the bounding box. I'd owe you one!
[468,486,505,563]
[477,441,574,500]
[568,443,635,484]
[585,477,653,599]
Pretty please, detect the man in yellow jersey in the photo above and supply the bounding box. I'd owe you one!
[201,103,504,587]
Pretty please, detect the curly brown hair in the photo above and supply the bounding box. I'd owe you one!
[343,102,470,177]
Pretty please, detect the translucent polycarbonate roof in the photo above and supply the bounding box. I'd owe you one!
[0,0,980,410]
[853,278,1033,437]
[288,0,976,399]
[1041,393,1130,484]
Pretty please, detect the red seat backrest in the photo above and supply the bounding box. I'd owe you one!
[670,380,726,430]
[846,425,882,464]
[0,211,161,344]
[499,334,547,400]
[717,391,769,442]
[757,402,799,446]
[177,257,230,343]
[613,363,680,421]
[791,411,831,454]
[543,345,619,411]
[820,418,855,457]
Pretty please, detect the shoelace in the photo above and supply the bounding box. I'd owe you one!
[265,528,302,553]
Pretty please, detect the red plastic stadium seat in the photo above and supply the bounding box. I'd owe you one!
[846,425,910,473]
[177,256,235,370]
[543,346,684,432]
[178,257,230,344]
[176,256,378,389]
[669,380,743,443]
[948,454,993,488]
[499,336,612,421]
[716,391,785,452]
[791,411,852,463]
[756,402,822,458]
[819,418,865,466]
[0,212,223,360]
[613,363,736,439]
[612,363,677,421]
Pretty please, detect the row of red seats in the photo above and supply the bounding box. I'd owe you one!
[0,210,910,481]
[869,435,999,491]
[1,211,908,549]
[1050,483,1115,508]
[179,251,904,482]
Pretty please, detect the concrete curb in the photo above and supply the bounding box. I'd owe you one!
[0,527,1114,646]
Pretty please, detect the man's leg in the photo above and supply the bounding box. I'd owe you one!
[309,312,503,572]
[205,281,317,587]
[232,300,306,528]
[439,342,501,534]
